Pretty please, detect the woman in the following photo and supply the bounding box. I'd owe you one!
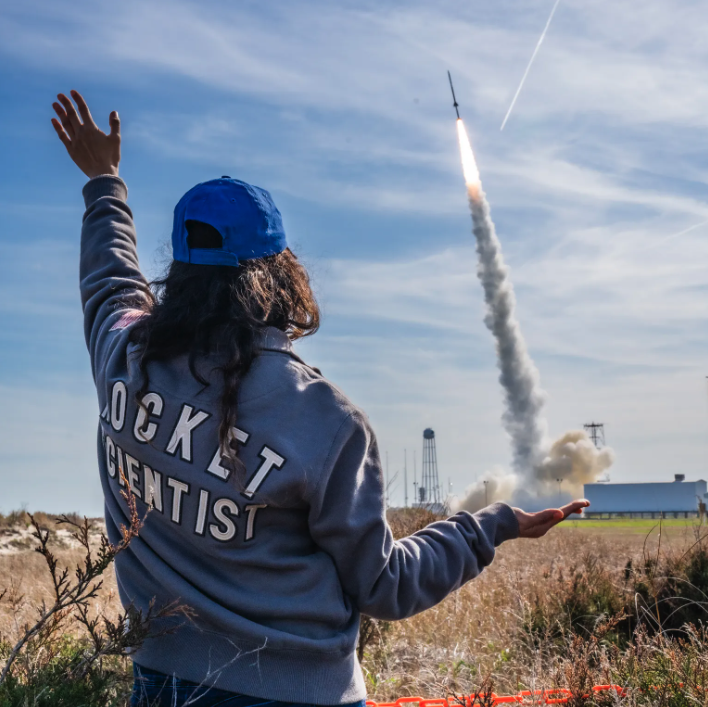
[51,91,588,707]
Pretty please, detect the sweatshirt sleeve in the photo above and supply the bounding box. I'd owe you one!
[307,411,520,621]
[80,175,151,377]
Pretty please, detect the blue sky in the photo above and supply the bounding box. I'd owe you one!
[1,0,708,514]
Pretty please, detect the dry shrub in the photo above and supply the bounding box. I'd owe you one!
[630,532,708,634]
[522,552,631,646]
[0,488,188,706]
[522,526,708,648]
[614,625,708,706]
[387,508,441,540]
[0,510,86,530]
[550,623,708,706]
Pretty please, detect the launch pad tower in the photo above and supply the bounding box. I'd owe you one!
[583,422,606,449]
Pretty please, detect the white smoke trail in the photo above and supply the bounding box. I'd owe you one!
[500,0,562,131]
[454,119,613,511]
[467,184,548,472]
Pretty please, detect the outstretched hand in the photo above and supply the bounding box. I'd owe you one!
[51,90,120,179]
[513,499,589,539]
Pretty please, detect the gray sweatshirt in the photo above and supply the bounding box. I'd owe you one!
[80,175,520,705]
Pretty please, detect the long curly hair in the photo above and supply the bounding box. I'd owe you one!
[129,221,319,470]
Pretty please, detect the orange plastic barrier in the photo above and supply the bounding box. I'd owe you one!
[365,685,630,707]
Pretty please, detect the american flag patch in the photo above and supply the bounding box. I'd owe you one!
[110,309,147,331]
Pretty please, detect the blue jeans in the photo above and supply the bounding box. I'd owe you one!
[131,664,368,707]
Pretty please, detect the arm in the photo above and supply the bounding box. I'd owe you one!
[308,412,588,621]
[51,91,151,373]
[80,176,151,372]
[307,413,518,621]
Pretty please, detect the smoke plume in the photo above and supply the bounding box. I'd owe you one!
[453,120,614,512]
[468,192,548,474]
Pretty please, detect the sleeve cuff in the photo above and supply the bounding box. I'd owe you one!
[82,175,128,208]
[470,502,520,545]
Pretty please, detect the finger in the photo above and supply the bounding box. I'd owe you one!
[560,499,590,519]
[57,93,82,131]
[52,102,75,139]
[51,118,71,149]
[522,502,589,539]
[544,502,588,533]
[532,508,565,526]
[70,90,95,127]
[108,111,121,139]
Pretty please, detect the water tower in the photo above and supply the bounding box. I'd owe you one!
[419,428,441,505]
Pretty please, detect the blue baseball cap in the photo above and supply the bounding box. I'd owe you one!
[171,176,287,267]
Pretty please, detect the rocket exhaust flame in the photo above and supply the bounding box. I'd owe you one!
[456,119,480,194]
[452,119,614,512]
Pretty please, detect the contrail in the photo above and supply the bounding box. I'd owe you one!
[635,216,708,255]
[659,217,708,244]
[500,0,562,131]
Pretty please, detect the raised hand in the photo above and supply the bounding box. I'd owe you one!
[51,90,120,179]
[513,499,589,539]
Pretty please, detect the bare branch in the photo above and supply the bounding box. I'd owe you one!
[0,470,151,686]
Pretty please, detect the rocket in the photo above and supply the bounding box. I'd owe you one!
[447,71,460,119]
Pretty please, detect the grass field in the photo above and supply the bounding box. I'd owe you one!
[363,512,708,701]
[1,510,708,705]
[563,517,704,531]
